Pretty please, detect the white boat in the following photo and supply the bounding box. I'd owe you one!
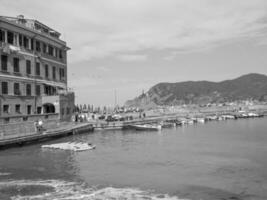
[221,115,235,120]
[130,124,162,131]
[42,142,96,152]
[187,119,195,125]
[248,112,259,117]
[196,118,206,123]
[161,121,176,128]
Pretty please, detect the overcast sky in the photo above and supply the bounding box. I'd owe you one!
[1,0,267,106]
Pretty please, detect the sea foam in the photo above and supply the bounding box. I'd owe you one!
[0,179,189,200]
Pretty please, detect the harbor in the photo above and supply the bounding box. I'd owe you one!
[0,106,266,149]
[1,1,267,199]
[1,117,267,200]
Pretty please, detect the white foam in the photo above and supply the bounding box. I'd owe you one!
[0,172,11,176]
[0,179,190,200]
[42,142,96,151]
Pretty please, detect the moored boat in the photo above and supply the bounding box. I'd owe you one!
[130,124,162,131]
[161,121,176,128]
[196,118,206,123]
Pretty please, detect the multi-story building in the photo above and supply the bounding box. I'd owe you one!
[0,15,75,125]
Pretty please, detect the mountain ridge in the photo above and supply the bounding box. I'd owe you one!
[125,73,267,107]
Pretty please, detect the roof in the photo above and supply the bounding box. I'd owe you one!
[0,15,63,41]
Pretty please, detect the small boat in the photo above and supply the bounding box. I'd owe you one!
[161,121,176,128]
[187,119,195,125]
[164,119,181,126]
[196,118,206,123]
[180,119,187,125]
[206,115,218,121]
[247,112,259,117]
[42,142,96,152]
[130,124,162,131]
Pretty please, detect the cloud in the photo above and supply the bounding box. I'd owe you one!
[96,66,111,72]
[1,0,267,63]
[116,54,147,62]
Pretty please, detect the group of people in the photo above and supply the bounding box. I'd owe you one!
[73,112,93,122]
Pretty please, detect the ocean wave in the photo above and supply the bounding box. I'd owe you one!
[0,179,189,200]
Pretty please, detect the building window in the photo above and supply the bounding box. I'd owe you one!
[48,45,53,56]
[43,43,47,53]
[59,68,65,80]
[0,29,5,42]
[26,84,31,96]
[35,62,40,76]
[59,50,63,59]
[14,83,20,95]
[26,60,31,74]
[7,31,14,45]
[35,85,41,96]
[67,107,70,115]
[23,36,29,49]
[13,57,20,73]
[52,66,56,79]
[55,48,58,57]
[36,40,41,52]
[3,105,9,113]
[19,34,23,46]
[45,64,49,78]
[1,55,8,71]
[27,105,31,115]
[37,106,42,114]
[30,39,33,50]
[15,104,21,114]
[1,82,8,95]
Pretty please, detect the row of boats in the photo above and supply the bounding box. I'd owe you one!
[128,111,264,131]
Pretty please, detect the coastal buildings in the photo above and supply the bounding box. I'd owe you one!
[0,15,74,127]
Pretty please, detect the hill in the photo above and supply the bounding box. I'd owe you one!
[125,73,267,107]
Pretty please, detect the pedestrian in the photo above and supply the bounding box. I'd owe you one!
[34,120,38,132]
[37,119,43,133]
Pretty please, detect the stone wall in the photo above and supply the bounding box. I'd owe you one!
[0,113,59,139]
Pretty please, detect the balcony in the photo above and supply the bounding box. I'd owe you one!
[0,43,21,54]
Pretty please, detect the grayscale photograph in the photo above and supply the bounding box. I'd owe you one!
[0,0,267,199]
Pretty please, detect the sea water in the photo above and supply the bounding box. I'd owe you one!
[0,118,267,200]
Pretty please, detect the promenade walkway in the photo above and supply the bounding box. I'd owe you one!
[0,122,94,149]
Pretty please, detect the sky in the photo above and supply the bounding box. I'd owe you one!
[1,0,267,106]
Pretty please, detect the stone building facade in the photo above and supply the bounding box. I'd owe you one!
[0,15,75,125]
